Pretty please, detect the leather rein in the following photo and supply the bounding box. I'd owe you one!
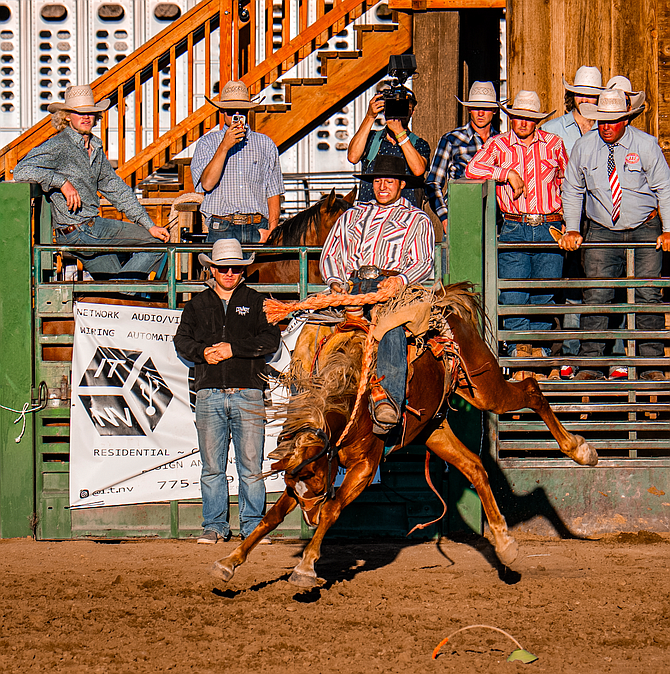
[288,426,338,501]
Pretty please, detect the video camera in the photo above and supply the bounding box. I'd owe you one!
[382,54,417,120]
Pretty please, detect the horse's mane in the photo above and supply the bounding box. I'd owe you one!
[267,337,365,464]
[267,200,322,246]
[267,194,353,246]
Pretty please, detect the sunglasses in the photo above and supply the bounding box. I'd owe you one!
[212,265,244,274]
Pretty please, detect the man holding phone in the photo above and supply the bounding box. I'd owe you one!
[347,86,430,207]
[191,80,284,244]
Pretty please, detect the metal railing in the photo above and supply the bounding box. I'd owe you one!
[485,235,670,462]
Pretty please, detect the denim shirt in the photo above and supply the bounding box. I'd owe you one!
[563,126,670,233]
[542,111,583,156]
[13,125,154,230]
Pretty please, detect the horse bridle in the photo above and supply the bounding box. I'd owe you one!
[288,426,337,500]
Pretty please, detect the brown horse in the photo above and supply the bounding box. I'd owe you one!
[211,283,598,588]
[246,187,356,286]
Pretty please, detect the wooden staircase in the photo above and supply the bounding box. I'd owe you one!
[0,0,412,188]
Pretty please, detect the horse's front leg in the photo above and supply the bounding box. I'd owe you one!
[289,456,380,588]
[425,422,518,567]
[210,490,298,582]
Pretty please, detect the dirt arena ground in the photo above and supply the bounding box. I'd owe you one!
[1,532,669,673]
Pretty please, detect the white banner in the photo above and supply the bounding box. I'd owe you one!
[69,302,285,509]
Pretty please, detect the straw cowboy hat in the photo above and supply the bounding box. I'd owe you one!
[198,238,255,268]
[455,81,499,109]
[606,76,646,111]
[579,88,645,121]
[500,90,554,120]
[205,80,259,111]
[353,155,424,188]
[47,84,111,114]
[562,66,604,96]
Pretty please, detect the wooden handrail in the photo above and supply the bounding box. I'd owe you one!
[0,0,379,185]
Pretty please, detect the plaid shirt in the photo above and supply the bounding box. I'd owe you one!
[465,129,568,215]
[13,126,154,229]
[425,122,499,220]
[320,198,435,286]
[191,126,284,220]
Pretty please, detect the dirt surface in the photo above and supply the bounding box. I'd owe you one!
[1,533,669,673]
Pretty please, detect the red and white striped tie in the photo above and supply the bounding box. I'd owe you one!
[607,143,621,224]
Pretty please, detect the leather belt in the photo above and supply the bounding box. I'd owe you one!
[352,265,401,280]
[214,213,263,225]
[644,208,659,223]
[55,218,95,236]
[503,212,563,225]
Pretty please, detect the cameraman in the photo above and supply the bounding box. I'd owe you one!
[347,88,430,206]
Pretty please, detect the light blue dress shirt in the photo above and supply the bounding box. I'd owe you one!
[191,126,284,220]
[542,111,583,156]
[562,126,670,233]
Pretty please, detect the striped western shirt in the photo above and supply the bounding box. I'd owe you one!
[319,197,435,286]
[191,126,284,220]
[465,128,568,215]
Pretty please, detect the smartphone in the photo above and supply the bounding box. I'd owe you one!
[231,113,245,126]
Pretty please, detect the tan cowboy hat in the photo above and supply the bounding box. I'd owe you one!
[198,238,255,268]
[205,80,259,111]
[455,81,499,109]
[47,84,110,114]
[606,76,646,111]
[563,66,603,96]
[500,90,554,120]
[579,88,645,121]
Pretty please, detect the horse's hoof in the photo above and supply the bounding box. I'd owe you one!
[288,570,319,588]
[496,538,519,568]
[573,435,598,466]
[210,559,235,582]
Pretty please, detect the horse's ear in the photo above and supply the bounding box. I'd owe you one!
[325,188,337,210]
[343,185,357,204]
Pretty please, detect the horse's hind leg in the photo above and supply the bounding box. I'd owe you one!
[210,490,298,582]
[425,422,519,567]
[459,373,598,467]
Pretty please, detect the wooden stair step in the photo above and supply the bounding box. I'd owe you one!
[317,50,362,60]
[354,23,398,32]
[255,103,291,113]
[280,77,327,86]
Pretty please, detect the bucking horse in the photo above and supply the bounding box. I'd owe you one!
[211,281,598,588]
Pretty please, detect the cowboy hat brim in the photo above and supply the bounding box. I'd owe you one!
[353,171,424,188]
[198,252,256,268]
[47,98,111,114]
[562,76,604,96]
[455,96,500,109]
[500,104,555,120]
[578,102,645,121]
[205,95,258,111]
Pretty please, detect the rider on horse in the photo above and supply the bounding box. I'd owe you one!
[319,155,435,430]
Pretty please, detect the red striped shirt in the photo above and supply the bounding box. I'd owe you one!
[465,129,568,215]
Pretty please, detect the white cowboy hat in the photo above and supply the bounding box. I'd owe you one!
[579,88,645,121]
[198,238,255,268]
[455,81,499,109]
[48,84,111,114]
[563,66,604,96]
[500,90,554,120]
[205,80,259,111]
[606,76,646,111]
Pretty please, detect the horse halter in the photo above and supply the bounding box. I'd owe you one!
[288,426,337,500]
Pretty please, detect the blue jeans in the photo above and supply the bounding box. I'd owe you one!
[349,275,407,411]
[498,220,563,355]
[206,216,268,244]
[54,216,165,278]
[580,218,663,358]
[195,388,266,538]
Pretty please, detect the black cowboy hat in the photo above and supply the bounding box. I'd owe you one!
[354,155,424,188]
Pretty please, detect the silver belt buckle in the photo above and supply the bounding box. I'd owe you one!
[525,214,543,226]
[357,265,380,280]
